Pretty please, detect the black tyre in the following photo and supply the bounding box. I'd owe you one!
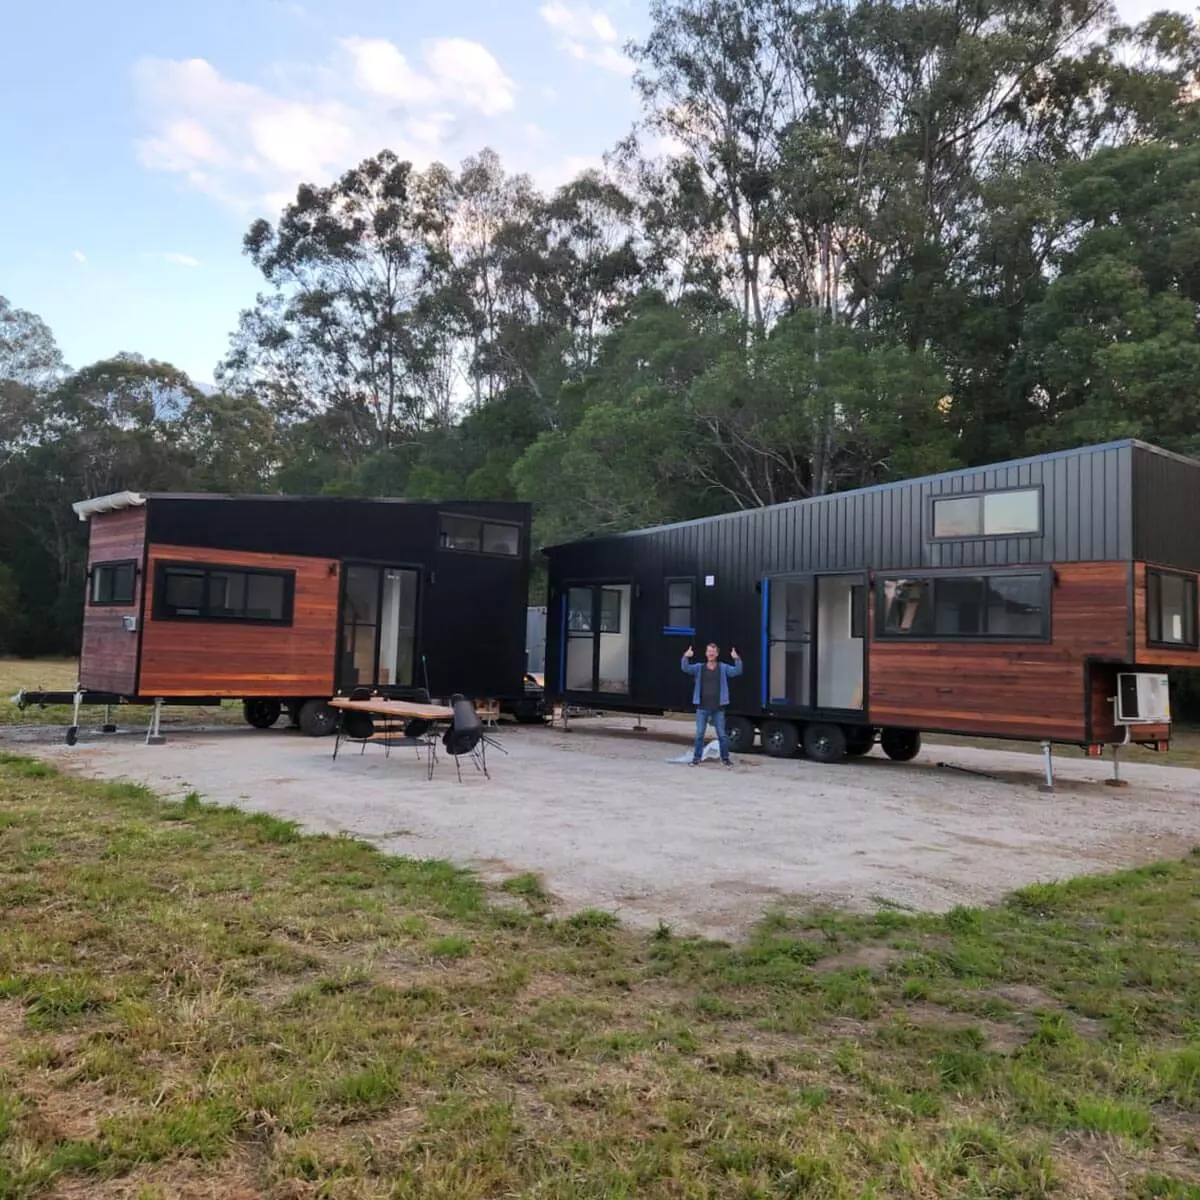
[298,699,338,737]
[880,728,922,763]
[761,719,799,758]
[243,699,282,730]
[845,728,875,757]
[726,716,756,754]
[803,722,847,764]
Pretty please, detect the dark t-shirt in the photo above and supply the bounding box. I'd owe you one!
[700,663,722,710]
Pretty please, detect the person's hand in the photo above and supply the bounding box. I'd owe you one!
[731,647,739,659]
[684,645,694,659]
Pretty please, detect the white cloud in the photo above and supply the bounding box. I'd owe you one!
[539,1,634,75]
[72,250,87,264]
[133,36,519,213]
[160,252,202,267]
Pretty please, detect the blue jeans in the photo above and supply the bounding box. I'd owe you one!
[693,708,729,762]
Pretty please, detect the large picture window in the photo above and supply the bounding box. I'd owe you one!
[154,563,294,625]
[90,560,137,606]
[878,571,1047,641]
[439,514,520,556]
[931,488,1041,540]
[1147,569,1198,648]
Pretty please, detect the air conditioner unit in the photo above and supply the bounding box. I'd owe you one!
[1116,672,1170,724]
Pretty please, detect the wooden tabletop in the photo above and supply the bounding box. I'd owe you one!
[330,697,455,721]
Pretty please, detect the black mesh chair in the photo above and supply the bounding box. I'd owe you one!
[439,697,507,782]
[333,706,375,759]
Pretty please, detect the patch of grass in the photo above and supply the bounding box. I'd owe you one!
[0,748,1197,1197]
[0,658,239,731]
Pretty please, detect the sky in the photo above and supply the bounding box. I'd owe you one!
[0,0,1180,386]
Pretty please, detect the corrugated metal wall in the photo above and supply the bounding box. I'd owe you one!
[1132,443,1200,572]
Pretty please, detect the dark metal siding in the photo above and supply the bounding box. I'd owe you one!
[144,496,532,700]
[544,441,1138,714]
[1132,443,1200,572]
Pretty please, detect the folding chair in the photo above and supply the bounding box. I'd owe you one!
[439,698,508,782]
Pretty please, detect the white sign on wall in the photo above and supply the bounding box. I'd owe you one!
[704,575,715,587]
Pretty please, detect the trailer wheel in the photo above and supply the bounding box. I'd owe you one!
[803,722,846,764]
[881,728,921,762]
[726,716,756,754]
[844,728,875,757]
[298,700,338,737]
[761,719,799,758]
[243,699,282,730]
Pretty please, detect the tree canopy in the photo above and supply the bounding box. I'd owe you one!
[4,0,1200,654]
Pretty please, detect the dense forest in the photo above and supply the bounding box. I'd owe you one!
[3,0,1200,656]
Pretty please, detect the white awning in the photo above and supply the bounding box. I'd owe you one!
[71,492,147,522]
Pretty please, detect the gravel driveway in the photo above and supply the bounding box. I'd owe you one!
[6,716,1200,938]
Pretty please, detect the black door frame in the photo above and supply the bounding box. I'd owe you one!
[336,559,424,692]
[763,570,867,717]
[559,579,633,697]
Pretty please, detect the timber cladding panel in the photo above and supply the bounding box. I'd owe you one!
[868,562,1131,742]
[137,544,339,697]
[79,507,147,694]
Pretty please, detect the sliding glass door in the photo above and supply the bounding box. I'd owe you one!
[562,583,632,694]
[339,564,419,691]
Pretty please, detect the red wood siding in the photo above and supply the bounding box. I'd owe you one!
[868,562,1131,743]
[78,507,147,694]
[137,544,339,698]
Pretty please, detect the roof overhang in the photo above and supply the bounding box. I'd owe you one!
[71,492,147,522]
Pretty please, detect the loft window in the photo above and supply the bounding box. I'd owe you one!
[931,488,1041,540]
[1147,569,1198,647]
[879,572,1047,641]
[90,561,137,606]
[666,579,694,630]
[155,563,294,624]
[439,514,520,556]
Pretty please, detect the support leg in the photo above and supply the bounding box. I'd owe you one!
[1105,743,1130,789]
[145,699,166,745]
[66,690,83,746]
[102,704,116,734]
[1039,740,1054,793]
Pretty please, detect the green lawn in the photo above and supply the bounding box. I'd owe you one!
[0,753,1198,1197]
[0,659,239,730]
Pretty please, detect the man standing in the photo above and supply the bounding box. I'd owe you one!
[681,643,743,766]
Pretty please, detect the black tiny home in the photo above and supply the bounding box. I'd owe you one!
[543,440,1200,763]
[72,491,534,734]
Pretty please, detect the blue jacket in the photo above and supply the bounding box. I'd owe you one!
[681,655,743,708]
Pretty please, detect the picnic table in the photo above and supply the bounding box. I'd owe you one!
[329,697,455,722]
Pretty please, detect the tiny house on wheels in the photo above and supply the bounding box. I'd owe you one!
[60,491,534,739]
[543,440,1200,773]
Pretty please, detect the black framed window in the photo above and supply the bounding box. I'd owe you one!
[439,514,520,556]
[931,488,1041,540]
[154,563,294,625]
[1147,569,1198,647]
[90,560,137,606]
[666,579,694,630]
[599,588,623,634]
[878,571,1048,641]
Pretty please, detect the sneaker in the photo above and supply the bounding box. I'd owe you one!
[722,759,733,767]
[690,759,700,767]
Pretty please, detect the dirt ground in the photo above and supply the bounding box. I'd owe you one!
[5,714,1200,938]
